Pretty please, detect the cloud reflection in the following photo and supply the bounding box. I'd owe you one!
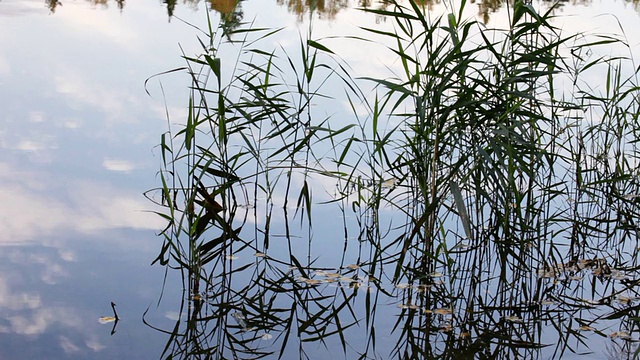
[102,158,135,172]
[0,162,164,245]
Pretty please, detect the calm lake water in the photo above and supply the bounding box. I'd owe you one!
[1,0,640,359]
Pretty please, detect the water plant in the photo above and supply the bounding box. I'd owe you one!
[147,0,640,358]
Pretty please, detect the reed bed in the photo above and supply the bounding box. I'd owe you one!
[146,1,640,358]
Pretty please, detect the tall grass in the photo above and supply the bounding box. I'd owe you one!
[147,1,640,358]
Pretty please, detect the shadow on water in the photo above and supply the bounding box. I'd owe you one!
[144,0,640,358]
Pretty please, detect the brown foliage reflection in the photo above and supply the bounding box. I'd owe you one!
[44,0,640,23]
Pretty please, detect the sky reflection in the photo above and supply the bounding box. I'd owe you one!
[1,0,640,358]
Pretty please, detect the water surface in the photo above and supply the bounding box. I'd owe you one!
[2,0,640,359]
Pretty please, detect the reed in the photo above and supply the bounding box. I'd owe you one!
[147,1,640,358]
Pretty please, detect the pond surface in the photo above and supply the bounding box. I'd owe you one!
[2,0,640,359]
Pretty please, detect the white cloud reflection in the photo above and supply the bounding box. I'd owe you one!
[60,335,82,354]
[0,162,164,245]
[0,277,41,311]
[6,306,82,336]
[102,158,135,172]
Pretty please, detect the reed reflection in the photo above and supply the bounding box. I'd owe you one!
[148,0,640,358]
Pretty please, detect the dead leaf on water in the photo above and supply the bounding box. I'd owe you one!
[434,308,453,315]
[398,303,420,310]
[537,269,556,278]
[505,315,523,323]
[381,178,396,188]
[303,279,323,285]
[610,331,631,339]
[617,295,631,303]
[610,271,628,280]
[395,283,411,289]
[581,298,600,305]
[99,316,117,324]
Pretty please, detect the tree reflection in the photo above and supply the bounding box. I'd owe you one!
[46,0,125,12]
[275,0,349,20]
[43,0,640,22]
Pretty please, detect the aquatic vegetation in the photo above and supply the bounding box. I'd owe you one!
[146,0,640,358]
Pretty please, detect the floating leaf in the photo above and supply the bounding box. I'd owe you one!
[303,279,323,285]
[505,315,523,323]
[381,178,396,188]
[617,295,631,303]
[398,303,419,309]
[581,299,600,305]
[537,269,556,278]
[434,308,453,315]
[610,331,631,339]
[99,316,117,324]
[610,271,627,280]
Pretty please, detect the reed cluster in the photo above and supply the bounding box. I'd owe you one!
[147,1,640,358]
